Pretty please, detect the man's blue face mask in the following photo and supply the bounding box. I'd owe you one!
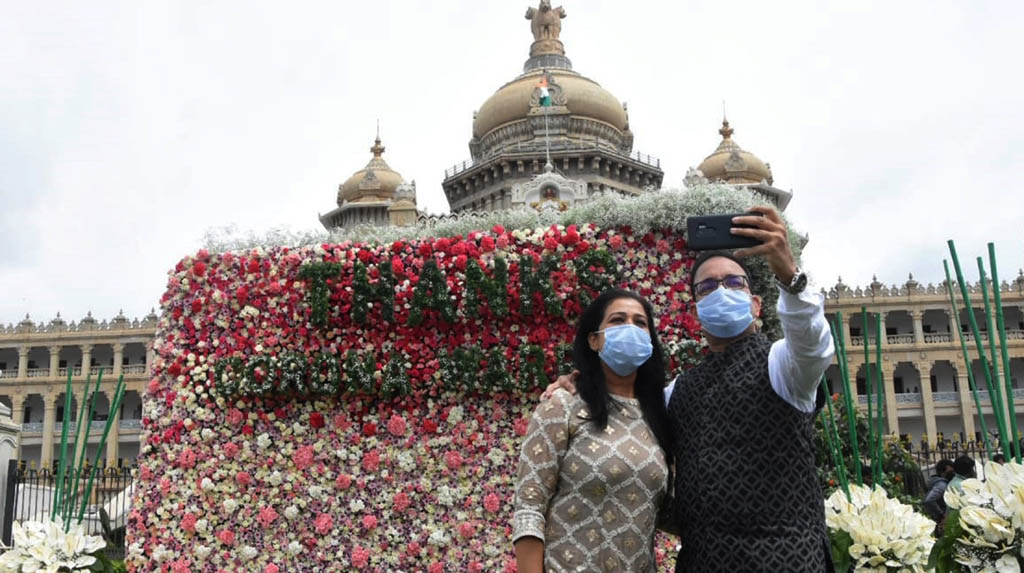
[595,324,653,376]
[696,286,755,339]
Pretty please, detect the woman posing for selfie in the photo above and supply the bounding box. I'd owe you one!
[512,289,676,572]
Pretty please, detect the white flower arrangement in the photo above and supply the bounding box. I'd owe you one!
[825,485,935,572]
[933,461,1024,572]
[0,520,107,573]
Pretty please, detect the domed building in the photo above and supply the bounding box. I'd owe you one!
[442,1,664,214]
[687,118,793,211]
[319,135,420,231]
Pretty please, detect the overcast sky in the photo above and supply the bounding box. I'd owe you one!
[2,0,1022,325]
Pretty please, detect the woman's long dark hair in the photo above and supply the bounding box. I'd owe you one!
[573,289,676,471]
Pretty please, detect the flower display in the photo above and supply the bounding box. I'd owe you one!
[930,461,1024,572]
[825,485,935,572]
[0,519,108,572]
[128,187,796,570]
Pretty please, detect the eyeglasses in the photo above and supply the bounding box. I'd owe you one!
[693,274,749,297]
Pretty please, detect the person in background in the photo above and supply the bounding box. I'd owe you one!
[922,459,954,522]
[948,456,976,494]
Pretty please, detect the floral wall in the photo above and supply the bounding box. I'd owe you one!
[128,188,788,571]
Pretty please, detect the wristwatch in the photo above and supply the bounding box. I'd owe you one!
[776,267,808,294]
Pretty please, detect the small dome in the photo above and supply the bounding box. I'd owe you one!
[697,119,773,185]
[472,69,627,140]
[337,137,404,206]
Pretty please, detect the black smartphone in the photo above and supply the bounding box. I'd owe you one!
[686,212,763,251]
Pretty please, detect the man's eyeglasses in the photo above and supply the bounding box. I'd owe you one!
[693,275,749,297]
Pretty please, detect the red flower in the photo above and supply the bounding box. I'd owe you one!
[513,417,529,436]
[418,243,432,257]
[609,235,624,249]
[223,443,239,458]
[362,449,381,472]
[458,522,475,538]
[309,412,325,429]
[455,254,468,271]
[491,224,505,235]
[480,236,495,252]
[422,419,438,433]
[235,471,252,486]
[362,422,377,437]
[451,242,467,256]
[226,408,244,426]
[192,261,207,277]
[351,546,370,569]
[358,249,372,263]
[543,236,559,251]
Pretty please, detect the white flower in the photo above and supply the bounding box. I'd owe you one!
[428,526,450,547]
[268,470,283,486]
[825,485,934,571]
[194,544,212,560]
[200,477,215,491]
[447,406,464,425]
[194,518,209,534]
[287,541,303,555]
[222,498,238,514]
[349,498,365,513]
[284,505,300,520]
[257,432,273,449]
[241,545,259,560]
[201,428,216,441]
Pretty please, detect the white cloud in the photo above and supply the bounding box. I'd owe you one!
[0,0,1022,324]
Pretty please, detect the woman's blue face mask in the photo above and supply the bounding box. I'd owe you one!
[595,324,653,376]
[696,286,755,338]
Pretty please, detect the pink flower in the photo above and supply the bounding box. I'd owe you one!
[362,449,381,473]
[351,545,370,568]
[314,512,333,535]
[469,562,484,573]
[264,566,280,573]
[393,492,411,513]
[609,235,624,249]
[181,512,197,533]
[177,448,196,469]
[656,239,670,253]
[293,445,314,470]
[513,417,529,436]
[336,473,352,490]
[361,514,377,530]
[458,522,475,538]
[226,408,244,426]
[216,529,235,546]
[483,493,501,513]
[428,563,444,573]
[386,414,407,437]
[235,471,252,486]
[222,442,239,458]
[171,560,190,573]
[496,234,510,249]
[258,506,278,528]
[444,450,463,469]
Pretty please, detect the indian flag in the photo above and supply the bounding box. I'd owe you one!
[538,76,551,107]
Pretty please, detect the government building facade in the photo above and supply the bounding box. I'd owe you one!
[2,2,1021,472]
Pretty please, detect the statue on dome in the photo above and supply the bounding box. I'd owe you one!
[525,1,566,43]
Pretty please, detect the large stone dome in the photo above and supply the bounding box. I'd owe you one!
[472,69,627,140]
[697,119,774,185]
[337,137,404,206]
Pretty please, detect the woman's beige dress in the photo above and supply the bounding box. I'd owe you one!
[512,388,668,572]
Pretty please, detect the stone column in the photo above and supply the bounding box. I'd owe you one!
[105,388,120,467]
[881,360,900,437]
[917,361,937,446]
[49,345,61,378]
[957,366,977,442]
[112,343,124,378]
[879,311,891,349]
[146,344,155,376]
[911,310,925,345]
[17,346,29,380]
[41,393,57,469]
[10,394,24,460]
[80,344,93,379]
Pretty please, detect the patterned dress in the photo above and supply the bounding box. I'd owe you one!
[513,389,668,572]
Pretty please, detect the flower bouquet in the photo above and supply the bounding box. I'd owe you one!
[928,461,1024,572]
[0,519,112,572]
[825,484,936,572]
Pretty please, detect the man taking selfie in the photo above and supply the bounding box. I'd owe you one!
[544,206,835,571]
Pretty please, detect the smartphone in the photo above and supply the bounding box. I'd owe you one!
[686,212,763,251]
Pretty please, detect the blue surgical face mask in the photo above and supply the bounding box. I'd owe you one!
[696,286,755,339]
[596,324,653,376]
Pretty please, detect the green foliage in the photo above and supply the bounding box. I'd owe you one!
[343,351,376,394]
[407,260,456,326]
[463,257,509,318]
[353,260,394,324]
[573,248,619,307]
[518,254,562,317]
[815,393,924,506]
[297,262,343,327]
[829,529,853,573]
[518,344,548,391]
[927,508,963,572]
[379,355,411,399]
